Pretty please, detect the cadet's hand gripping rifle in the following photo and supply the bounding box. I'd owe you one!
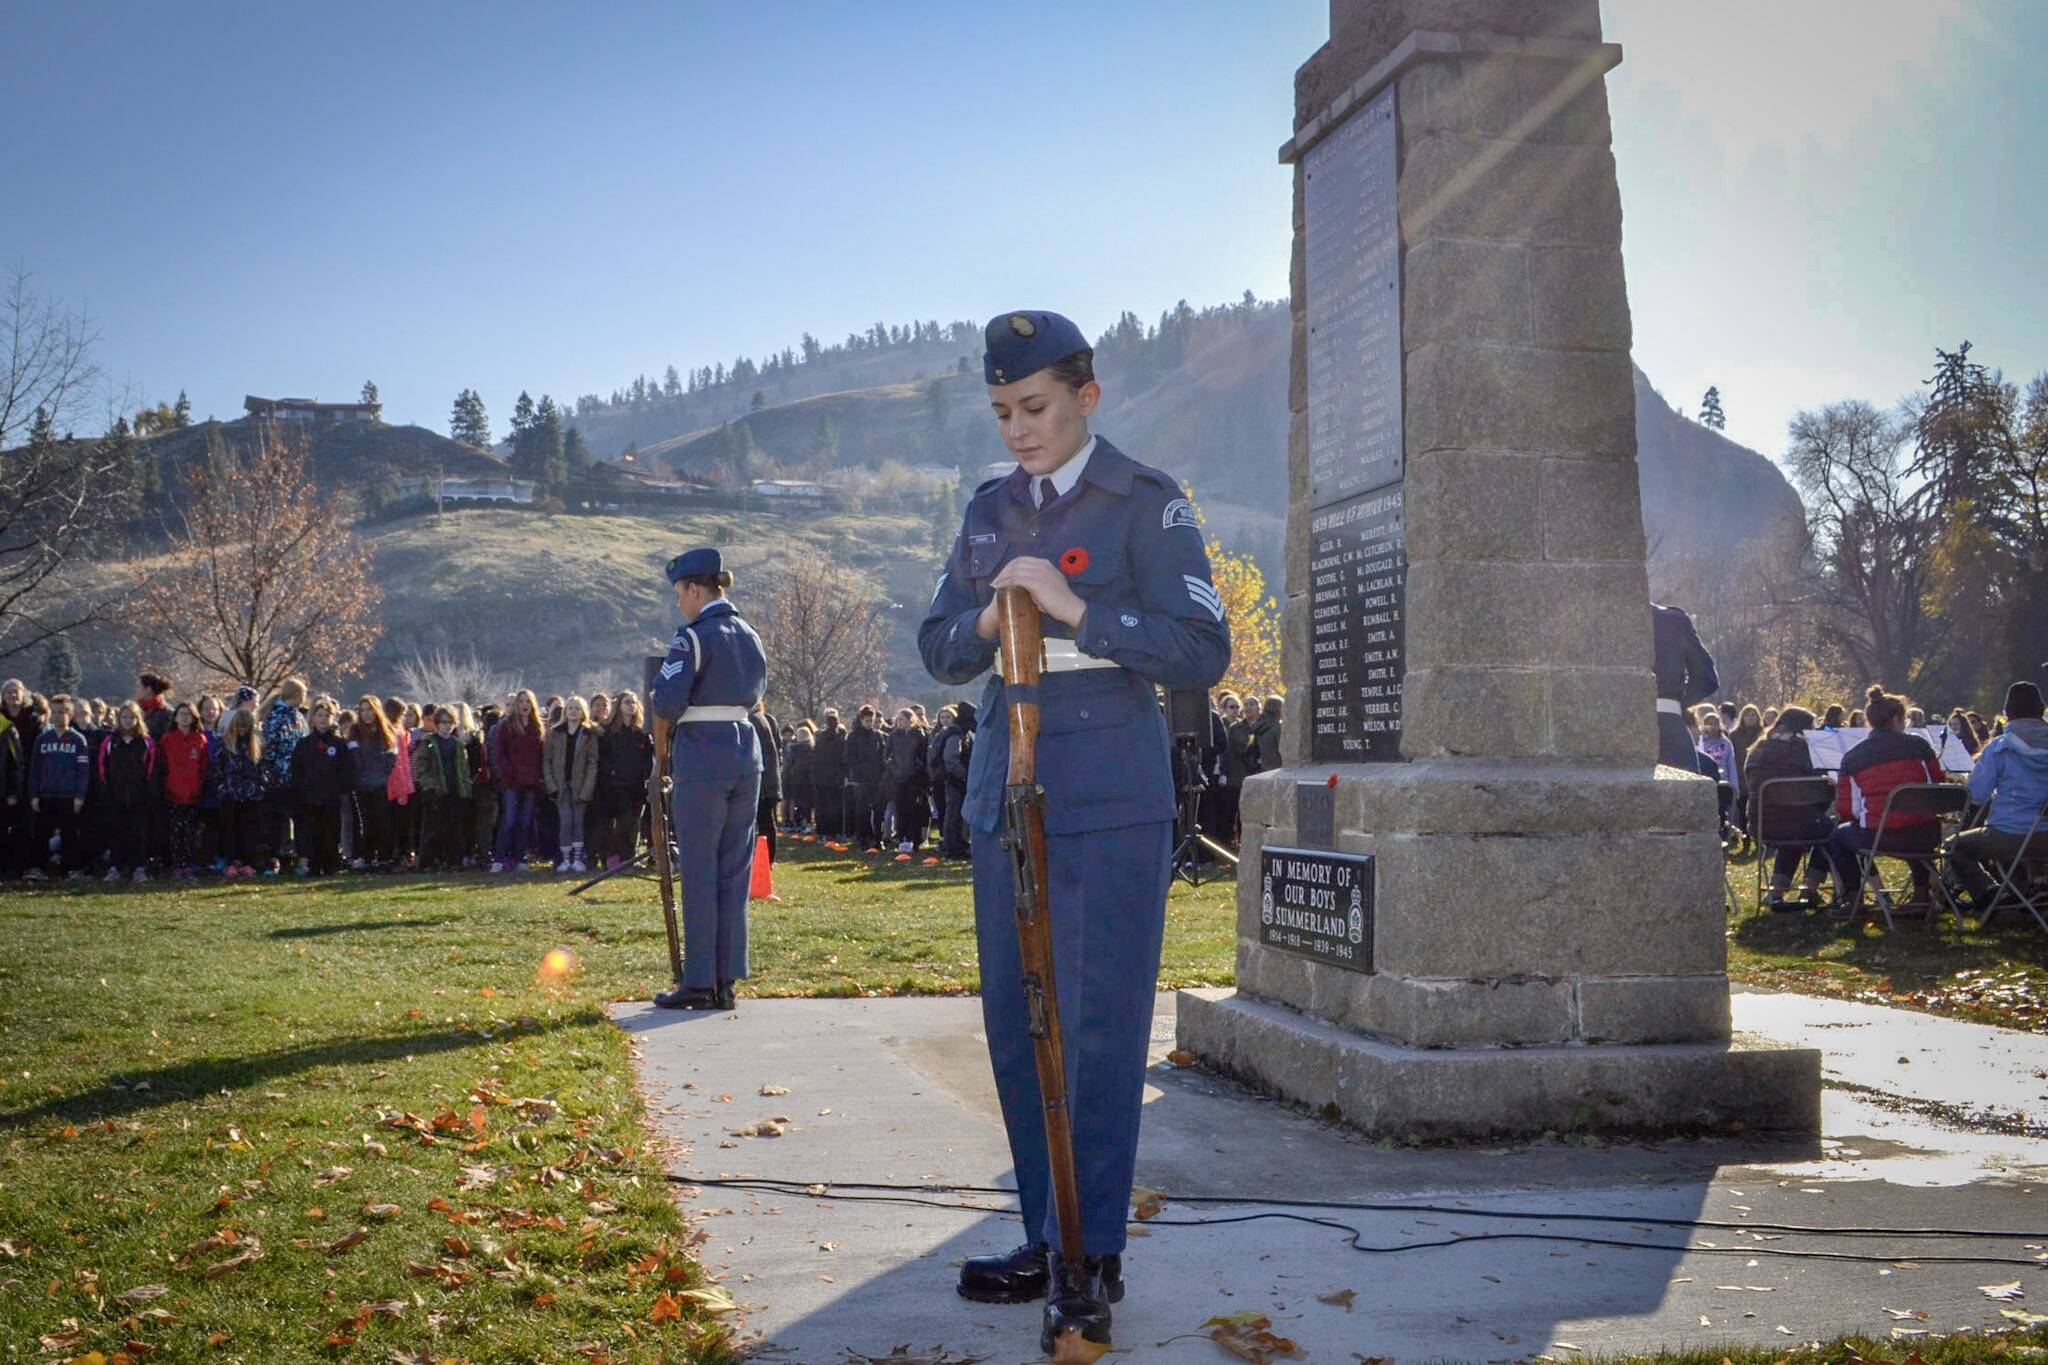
[995,586,1085,1273]
[642,654,684,990]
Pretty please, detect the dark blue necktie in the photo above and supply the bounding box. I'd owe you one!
[1038,477,1056,511]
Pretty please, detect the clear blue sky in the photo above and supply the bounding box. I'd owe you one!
[7,1,2043,464]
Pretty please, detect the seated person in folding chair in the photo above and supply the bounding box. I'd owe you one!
[1944,680,2048,912]
[1826,684,1946,916]
[1744,706,1834,911]
[1697,706,1743,846]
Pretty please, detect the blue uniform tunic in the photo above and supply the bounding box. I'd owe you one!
[649,597,769,989]
[919,436,1230,1255]
[1651,603,1718,769]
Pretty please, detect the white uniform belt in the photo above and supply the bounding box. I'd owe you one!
[1656,698,1684,716]
[678,706,750,723]
[1000,639,1121,682]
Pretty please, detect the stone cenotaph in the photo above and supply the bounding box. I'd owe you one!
[1177,0,1821,1136]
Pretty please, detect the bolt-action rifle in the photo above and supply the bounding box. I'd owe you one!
[994,586,1085,1273]
[642,654,684,989]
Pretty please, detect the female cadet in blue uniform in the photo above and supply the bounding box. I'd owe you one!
[919,311,1230,1351]
[649,548,769,1012]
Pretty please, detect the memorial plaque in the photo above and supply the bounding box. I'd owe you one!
[1257,845,1374,974]
[1304,84,1401,510]
[1308,486,1406,762]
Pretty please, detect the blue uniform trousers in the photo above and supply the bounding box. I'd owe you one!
[971,818,1172,1256]
[672,770,760,989]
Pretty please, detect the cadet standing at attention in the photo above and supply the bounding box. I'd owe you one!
[649,548,768,1012]
[919,312,1231,1352]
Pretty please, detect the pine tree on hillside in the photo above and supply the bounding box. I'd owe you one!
[808,412,838,470]
[563,425,591,477]
[663,365,681,398]
[171,390,191,427]
[532,396,567,484]
[1699,386,1726,430]
[360,380,381,417]
[39,634,80,698]
[450,389,491,449]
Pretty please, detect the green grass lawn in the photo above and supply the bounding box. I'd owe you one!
[1721,845,2048,1033]
[0,842,1231,1363]
[5,836,2045,1363]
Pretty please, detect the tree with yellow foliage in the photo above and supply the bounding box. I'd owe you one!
[1179,490,1284,700]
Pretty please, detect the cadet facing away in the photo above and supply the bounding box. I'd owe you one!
[919,310,1231,1351]
[648,547,768,1012]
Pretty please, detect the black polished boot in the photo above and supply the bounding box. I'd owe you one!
[714,981,738,1011]
[653,984,720,1010]
[1039,1251,1122,1352]
[956,1241,1048,1303]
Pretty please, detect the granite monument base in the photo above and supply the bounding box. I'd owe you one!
[1177,987,1821,1139]
[1176,763,1823,1138]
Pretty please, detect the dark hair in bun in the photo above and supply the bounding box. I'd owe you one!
[679,570,733,592]
[1864,683,1906,729]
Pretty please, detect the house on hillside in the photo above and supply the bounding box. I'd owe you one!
[588,459,714,495]
[911,463,960,485]
[391,474,537,506]
[244,395,380,426]
[752,479,829,501]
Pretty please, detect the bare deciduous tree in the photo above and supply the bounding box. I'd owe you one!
[750,551,888,721]
[0,268,116,660]
[130,429,383,692]
[394,645,523,707]
[1786,399,1943,693]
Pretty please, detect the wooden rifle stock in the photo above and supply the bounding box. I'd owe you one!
[642,655,684,989]
[995,586,1085,1268]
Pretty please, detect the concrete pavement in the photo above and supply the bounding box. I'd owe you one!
[613,989,2048,1363]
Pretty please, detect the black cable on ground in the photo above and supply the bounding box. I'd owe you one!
[667,1174,2048,1268]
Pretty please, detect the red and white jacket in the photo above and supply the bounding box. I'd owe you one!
[1836,729,1945,829]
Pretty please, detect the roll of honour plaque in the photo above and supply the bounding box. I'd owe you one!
[1304,83,1405,763]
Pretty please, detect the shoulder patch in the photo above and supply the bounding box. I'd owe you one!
[1161,497,1199,531]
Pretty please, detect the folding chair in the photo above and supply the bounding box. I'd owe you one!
[1849,783,1968,930]
[1752,775,1837,913]
[1973,801,2048,933]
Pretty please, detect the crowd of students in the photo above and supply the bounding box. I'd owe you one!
[1685,680,2048,917]
[0,672,658,883]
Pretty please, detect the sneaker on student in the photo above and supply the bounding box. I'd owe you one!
[133,868,149,884]
[24,867,48,882]
[103,867,123,884]
[66,869,88,881]
[898,841,914,853]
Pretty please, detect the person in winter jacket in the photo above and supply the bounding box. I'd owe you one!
[938,701,975,859]
[751,703,782,864]
[886,708,927,851]
[156,702,211,875]
[542,695,601,873]
[135,672,175,741]
[1827,684,1946,911]
[1742,706,1834,910]
[261,679,310,868]
[0,678,33,879]
[810,711,848,838]
[593,693,653,869]
[96,702,156,881]
[489,690,546,870]
[214,709,269,875]
[411,705,472,871]
[26,695,92,879]
[783,721,815,832]
[292,699,355,875]
[1947,680,2048,907]
[845,705,887,850]
[349,696,403,869]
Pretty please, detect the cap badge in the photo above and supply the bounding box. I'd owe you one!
[1008,314,1036,337]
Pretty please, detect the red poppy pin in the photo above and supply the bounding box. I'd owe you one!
[1059,546,1090,577]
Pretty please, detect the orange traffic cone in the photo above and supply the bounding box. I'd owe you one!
[749,837,775,900]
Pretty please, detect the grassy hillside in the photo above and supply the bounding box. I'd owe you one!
[70,506,954,710]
